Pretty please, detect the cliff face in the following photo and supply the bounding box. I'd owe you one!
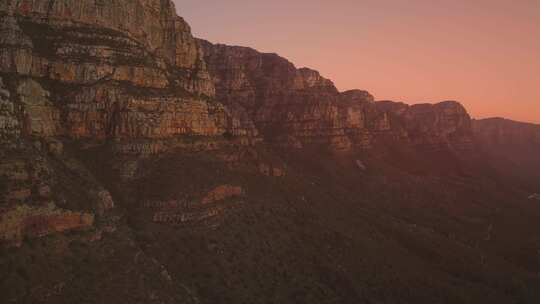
[200,40,474,152]
[0,0,475,150]
[0,0,502,258]
[199,40,359,150]
[384,100,474,150]
[0,0,260,143]
[0,0,252,250]
[0,0,212,91]
[473,118,540,147]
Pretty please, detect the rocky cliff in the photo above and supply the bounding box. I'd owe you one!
[1,1,540,304]
[0,0,261,248]
[0,0,488,249]
[0,0,206,246]
[473,118,540,147]
[200,40,474,151]
[0,0,475,152]
[0,0,259,144]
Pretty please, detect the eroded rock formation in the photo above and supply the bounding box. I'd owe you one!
[0,0,481,247]
[0,0,476,155]
[200,40,474,151]
[0,0,257,144]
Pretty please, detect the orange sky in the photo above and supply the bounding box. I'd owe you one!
[175,0,540,123]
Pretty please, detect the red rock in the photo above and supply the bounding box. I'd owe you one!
[24,213,94,238]
[201,185,244,205]
[200,40,474,152]
[0,205,94,246]
[0,0,257,146]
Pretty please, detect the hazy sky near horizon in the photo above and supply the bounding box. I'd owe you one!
[174,0,540,123]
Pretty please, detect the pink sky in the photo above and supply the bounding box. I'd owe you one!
[174,0,540,123]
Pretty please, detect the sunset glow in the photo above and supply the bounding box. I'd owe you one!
[176,0,540,123]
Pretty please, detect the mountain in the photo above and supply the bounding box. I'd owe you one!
[1,1,539,304]
[473,118,540,189]
[199,39,474,152]
[474,117,540,148]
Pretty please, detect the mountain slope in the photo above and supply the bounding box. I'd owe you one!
[1,1,539,304]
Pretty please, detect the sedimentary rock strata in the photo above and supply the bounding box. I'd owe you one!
[0,0,476,155]
[376,100,474,150]
[0,204,94,246]
[0,0,258,150]
[147,189,244,229]
[0,0,494,251]
[200,40,474,151]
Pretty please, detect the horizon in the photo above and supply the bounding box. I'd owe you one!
[175,0,540,124]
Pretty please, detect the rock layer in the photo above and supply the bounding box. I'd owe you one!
[0,204,94,246]
[200,40,474,151]
[0,0,475,151]
[0,0,257,144]
[0,0,522,246]
[200,40,372,150]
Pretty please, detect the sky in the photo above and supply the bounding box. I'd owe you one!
[174,0,540,123]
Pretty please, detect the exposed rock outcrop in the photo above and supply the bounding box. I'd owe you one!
[0,0,213,93]
[0,0,486,252]
[145,185,244,229]
[0,0,257,146]
[0,0,474,154]
[200,185,244,205]
[199,40,374,150]
[473,118,540,147]
[376,100,474,150]
[199,40,474,152]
